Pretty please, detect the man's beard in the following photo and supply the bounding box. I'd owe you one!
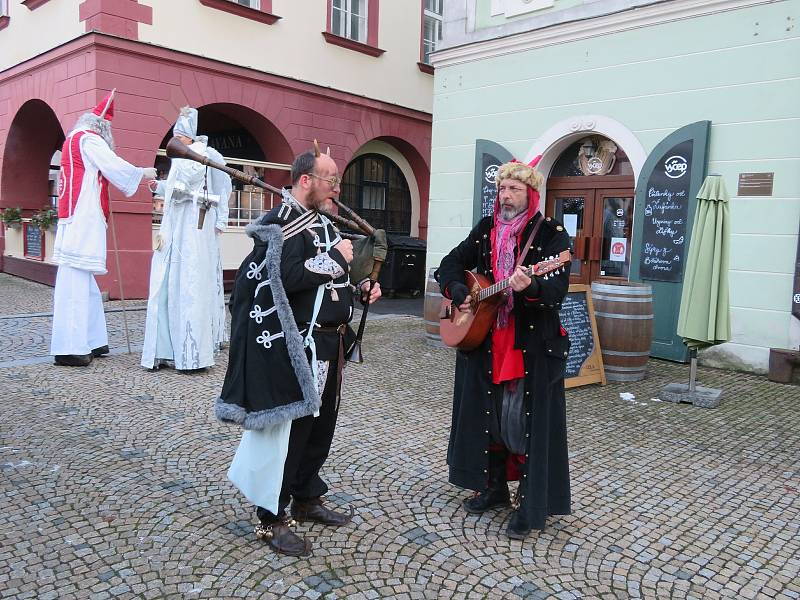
[308,184,333,212]
[500,205,526,220]
[72,113,115,150]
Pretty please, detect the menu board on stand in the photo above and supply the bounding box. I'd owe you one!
[23,222,45,261]
[561,284,605,389]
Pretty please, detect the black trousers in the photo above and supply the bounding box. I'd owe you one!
[256,358,340,523]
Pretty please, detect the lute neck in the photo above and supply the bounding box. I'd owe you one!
[477,266,533,302]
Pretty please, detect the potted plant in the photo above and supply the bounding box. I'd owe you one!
[30,207,58,231]
[0,206,23,229]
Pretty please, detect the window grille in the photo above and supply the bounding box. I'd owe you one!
[331,0,368,43]
[340,154,411,235]
[422,0,443,64]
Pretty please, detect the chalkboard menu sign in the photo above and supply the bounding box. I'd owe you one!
[561,284,605,389]
[23,222,45,261]
[473,140,512,226]
[638,139,693,282]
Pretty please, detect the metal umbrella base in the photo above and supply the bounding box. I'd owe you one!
[662,350,723,408]
[661,382,723,409]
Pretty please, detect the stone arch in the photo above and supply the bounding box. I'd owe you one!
[349,139,420,237]
[373,136,430,240]
[1,99,64,214]
[523,115,646,209]
[157,103,294,171]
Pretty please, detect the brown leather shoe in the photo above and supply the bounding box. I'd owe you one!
[290,497,352,526]
[254,518,311,557]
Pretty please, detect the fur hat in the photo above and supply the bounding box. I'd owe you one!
[495,155,544,190]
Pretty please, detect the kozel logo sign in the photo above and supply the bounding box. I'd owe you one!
[485,164,499,184]
[664,155,688,179]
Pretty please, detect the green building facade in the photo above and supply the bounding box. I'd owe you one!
[427,0,799,373]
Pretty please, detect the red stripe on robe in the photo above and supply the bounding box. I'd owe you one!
[57,131,110,220]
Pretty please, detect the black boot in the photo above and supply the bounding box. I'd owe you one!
[463,450,510,514]
[91,345,110,357]
[506,490,532,539]
[54,354,93,367]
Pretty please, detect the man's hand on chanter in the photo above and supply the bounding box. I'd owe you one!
[334,239,353,263]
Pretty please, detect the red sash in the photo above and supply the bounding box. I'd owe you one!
[57,130,110,220]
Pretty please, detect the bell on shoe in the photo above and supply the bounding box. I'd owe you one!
[254,517,311,557]
[54,354,93,367]
[91,345,110,357]
[290,497,352,526]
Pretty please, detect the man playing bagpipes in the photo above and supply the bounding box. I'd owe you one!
[216,145,381,557]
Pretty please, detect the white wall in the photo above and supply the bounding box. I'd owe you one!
[0,2,84,71]
[139,0,434,114]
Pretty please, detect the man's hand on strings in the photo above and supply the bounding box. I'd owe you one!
[509,265,532,292]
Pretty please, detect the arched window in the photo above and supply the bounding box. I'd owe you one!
[340,154,411,235]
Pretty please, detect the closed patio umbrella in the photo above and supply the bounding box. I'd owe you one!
[664,174,731,407]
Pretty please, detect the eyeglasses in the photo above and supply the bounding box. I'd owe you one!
[308,173,342,188]
[498,185,527,194]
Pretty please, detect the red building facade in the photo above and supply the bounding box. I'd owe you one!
[0,1,432,298]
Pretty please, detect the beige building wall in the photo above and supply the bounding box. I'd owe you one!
[0,2,84,71]
[1,1,433,114]
[139,0,434,113]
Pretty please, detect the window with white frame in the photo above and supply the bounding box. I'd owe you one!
[233,0,259,7]
[423,0,443,64]
[331,0,368,43]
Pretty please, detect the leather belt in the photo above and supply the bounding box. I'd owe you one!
[309,324,346,410]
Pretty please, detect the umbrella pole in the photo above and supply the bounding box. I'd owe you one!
[688,348,698,392]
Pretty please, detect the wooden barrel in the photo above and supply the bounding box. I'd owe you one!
[590,281,654,382]
[423,267,446,347]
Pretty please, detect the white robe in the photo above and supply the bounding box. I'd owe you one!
[140,139,232,370]
[50,131,143,356]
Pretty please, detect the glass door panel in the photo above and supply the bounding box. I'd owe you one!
[596,191,634,280]
[548,190,593,285]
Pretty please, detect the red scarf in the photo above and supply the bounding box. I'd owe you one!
[489,184,540,385]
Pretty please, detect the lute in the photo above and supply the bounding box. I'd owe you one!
[439,250,571,351]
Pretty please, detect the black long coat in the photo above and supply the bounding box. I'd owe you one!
[215,206,354,430]
[437,212,572,531]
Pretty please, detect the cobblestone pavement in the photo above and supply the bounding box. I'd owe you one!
[1,277,799,599]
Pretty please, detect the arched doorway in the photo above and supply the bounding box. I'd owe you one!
[153,103,293,227]
[1,99,64,215]
[544,136,635,286]
[339,153,412,235]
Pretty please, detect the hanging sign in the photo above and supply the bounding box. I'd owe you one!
[638,140,693,282]
[473,139,513,225]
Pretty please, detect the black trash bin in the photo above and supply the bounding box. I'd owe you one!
[378,235,427,297]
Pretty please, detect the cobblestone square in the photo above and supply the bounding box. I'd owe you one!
[1,274,798,599]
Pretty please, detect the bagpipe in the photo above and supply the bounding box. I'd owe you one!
[165,136,388,363]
